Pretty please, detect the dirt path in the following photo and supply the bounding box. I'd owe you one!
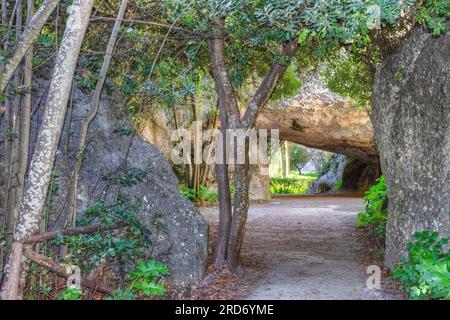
[200,195,404,300]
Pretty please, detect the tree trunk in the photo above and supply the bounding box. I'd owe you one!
[16,0,35,218]
[4,0,24,256]
[284,141,290,176]
[200,111,219,186]
[65,0,128,230]
[208,19,239,267]
[227,162,250,272]
[0,0,60,92]
[212,108,232,267]
[191,95,201,197]
[0,0,94,299]
[281,140,286,177]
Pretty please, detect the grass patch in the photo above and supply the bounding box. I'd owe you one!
[270,173,318,195]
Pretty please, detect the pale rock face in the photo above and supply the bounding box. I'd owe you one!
[372,25,450,269]
[141,108,173,161]
[256,84,379,194]
[257,94,376,159]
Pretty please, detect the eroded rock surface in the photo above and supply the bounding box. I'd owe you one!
[372,25,450,268]
[257,89,377,159]
[34,80,209,284]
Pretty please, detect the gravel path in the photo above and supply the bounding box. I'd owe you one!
[200,195,404,300]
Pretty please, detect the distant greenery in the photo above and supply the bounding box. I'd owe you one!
[335,179,343,190]
[319,154,340,176]
[393,231,450,300]
[289,144,310,172]
[178,184,219,205]
[357,176,387,237]
[270,174,318,195]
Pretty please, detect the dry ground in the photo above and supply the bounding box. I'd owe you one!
[197,195,405,300]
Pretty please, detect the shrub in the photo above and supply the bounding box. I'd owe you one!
[178,184,195,201]
[356,176,387,237]
[199,185,218,204]
[270,174,318,195]
[57,287,83,300]
[178,184,218,205]
[105,288,136,300]
[129,259,169,297]
[335,179,343,190]
[54,196,148,271]
[392,231,450,300]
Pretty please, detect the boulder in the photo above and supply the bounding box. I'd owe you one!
[33,79,209,284]
[308,154,347,194]
[372,25,450,268]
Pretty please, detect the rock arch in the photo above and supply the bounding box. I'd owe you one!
[255,87,380,195]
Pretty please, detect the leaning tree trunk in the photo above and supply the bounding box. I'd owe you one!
[65,0,128,230]
[16,0,35,217]
[0,0,94,300]
[212,104,233,267]
[208,17,297,271]
[208,19,241,268]
[371,24,450,269]
[0,0,60,92]
[226,163,250,271]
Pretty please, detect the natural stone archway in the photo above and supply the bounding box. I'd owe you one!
[372,25,450,269]
[257,91,377,159]
[255,85,380,195]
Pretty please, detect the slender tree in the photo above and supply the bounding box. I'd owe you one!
[0,0,60,92]
[1,0,94,300]
[65,0,129,229]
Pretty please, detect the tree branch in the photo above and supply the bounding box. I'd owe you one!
[208,18,241,128]
[0,0,60,92]
[22,248,113,295]
[20,223,123,244]
[242,40,298,129]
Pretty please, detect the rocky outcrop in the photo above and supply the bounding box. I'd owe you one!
[341,157,381,192]
[308,154,346,193]
[308,155,381,194]
[257,88,377,159]
[34,79,209,284]
[372,25,450,269]
[258,83,379,194]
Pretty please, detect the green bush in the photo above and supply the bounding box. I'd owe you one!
[54,196,147,271]
[178,184,196,201]
[129,259,169,297]
[199,185,218,204]
[57,287,83,300]
[178,184,218,205]
[392,231,450,300]
[356,176,387,237]
[270,174,318,195]
[105,288,137,300]
[335,179,343,190]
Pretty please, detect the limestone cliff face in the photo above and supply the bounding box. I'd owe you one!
[372,25,450,269]
[141,108,173,161]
